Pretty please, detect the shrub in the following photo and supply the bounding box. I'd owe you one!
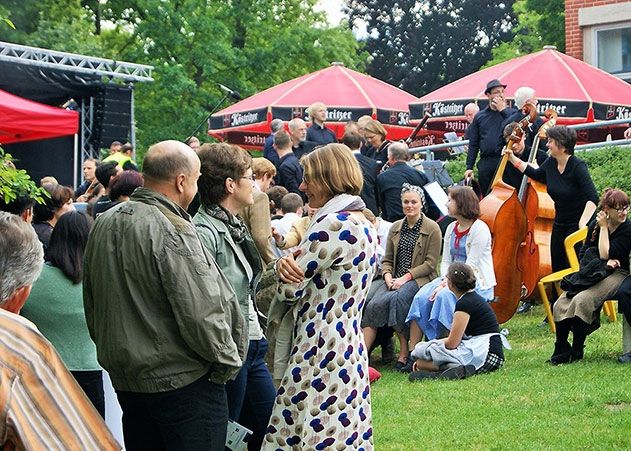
[443,146,631,195]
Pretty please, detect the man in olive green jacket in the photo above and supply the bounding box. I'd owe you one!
[83,140,245,451]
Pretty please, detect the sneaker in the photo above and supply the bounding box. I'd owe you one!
[400,357,414,374]
[438,364,476,380]
[393,360,407,371]
[408,370,440,382]
[618,352,631,364]
[517,301,535,314]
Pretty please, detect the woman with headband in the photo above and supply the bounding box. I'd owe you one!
[362,183,442,372]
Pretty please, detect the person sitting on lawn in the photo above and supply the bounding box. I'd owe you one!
[550,188,631,364]
[362,183,442,372]
[406,186,495,344]
[408,262,508,381]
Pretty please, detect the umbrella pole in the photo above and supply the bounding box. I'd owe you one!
[184,92,230,142]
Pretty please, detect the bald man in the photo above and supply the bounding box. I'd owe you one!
[84,140,245,451]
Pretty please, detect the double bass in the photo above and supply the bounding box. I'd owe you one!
[516,109,558,298]
[479,104,537,323]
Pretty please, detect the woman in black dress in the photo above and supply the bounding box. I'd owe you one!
[550,188,631,364]
[504,125,599,273]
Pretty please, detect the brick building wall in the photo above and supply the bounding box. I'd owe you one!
[565,0,630,59]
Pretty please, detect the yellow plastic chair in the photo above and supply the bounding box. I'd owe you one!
[537,227,617,333]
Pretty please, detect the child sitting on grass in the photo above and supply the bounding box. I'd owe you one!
[408,262,509,381]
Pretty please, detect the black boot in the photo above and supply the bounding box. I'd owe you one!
[571,318,594,361]
[550,319,573,365]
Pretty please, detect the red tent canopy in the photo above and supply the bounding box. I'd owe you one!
[209,63,417,149]
[409,47,631,141]
[0,88,79,145]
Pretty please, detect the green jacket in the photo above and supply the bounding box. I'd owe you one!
[83,187,246,393]
[193,207,263,338]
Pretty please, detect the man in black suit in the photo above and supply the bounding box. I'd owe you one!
[275,130,304,201]
[288,118,317,160]
[342,132,379,216]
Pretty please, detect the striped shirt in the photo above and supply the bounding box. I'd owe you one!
[0,309,120,450]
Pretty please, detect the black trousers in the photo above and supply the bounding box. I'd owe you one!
[477,155,501,195]
[116,373,228,451]
[71,370,105,418]
[616,276,631,322]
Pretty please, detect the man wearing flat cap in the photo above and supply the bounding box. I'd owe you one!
[464,79,517,194]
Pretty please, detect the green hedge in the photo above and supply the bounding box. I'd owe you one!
[443,146,631,195]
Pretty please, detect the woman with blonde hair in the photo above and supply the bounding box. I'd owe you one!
[242,157,277,264]
[264,143,376,450]
[363,119,390,163]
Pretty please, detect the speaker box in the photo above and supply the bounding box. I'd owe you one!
[90,85,132,149]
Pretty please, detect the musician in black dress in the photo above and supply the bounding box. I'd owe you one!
[504,125,598,273]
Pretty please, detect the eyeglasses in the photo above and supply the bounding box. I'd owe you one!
[239,175,255,182]
[613,206,630,214]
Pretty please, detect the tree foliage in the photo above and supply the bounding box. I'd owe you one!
[0,148,48,204]
[484,0,564,67]
[0,0,365,156]
[345,0,516,97]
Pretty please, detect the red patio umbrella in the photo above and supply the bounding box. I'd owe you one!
[0,88,79,144]
[209,63,417,149]
[409,47,631,142]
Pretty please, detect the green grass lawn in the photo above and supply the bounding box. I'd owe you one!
[370,306,631,450]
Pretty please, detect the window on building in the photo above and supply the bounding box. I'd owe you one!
[595,24,631,79]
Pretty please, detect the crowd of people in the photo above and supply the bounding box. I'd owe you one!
[0,92,630,450]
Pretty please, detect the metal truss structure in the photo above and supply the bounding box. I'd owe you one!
[0,41,153,82]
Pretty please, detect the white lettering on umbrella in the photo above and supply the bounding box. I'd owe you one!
[536,103,567,116]
[231,112,259,126]
[615,106,631,119]
[431,102,464,117]
[326,109,353,121]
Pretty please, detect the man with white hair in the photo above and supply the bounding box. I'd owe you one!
[288,117,316,159]
[306,101,337,145]
[499,87,550,191]
[464,102,480,126]
[0,211,119,450]
[263,118,285,167]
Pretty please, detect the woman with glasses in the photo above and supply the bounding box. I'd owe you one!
[504,125,599,276]
[363,119,391,165]
[548,188,631,364]
[193,143,275,450]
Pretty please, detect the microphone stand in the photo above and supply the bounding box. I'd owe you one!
[184,92,231,142]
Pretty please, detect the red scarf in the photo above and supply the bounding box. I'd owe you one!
[453,222,471,249]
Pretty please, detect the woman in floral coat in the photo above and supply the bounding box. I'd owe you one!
[263,144,377,450]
